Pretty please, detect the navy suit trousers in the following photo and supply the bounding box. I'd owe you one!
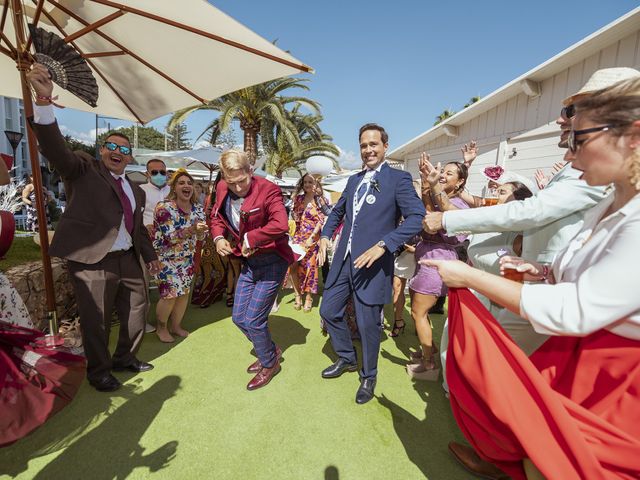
[319,255,383,379]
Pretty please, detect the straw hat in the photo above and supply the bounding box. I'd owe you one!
[563,67,640,105]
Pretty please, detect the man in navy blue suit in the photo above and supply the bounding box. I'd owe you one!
[318,123,425,404]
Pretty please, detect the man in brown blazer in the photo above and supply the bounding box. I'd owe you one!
[27,64,161,392]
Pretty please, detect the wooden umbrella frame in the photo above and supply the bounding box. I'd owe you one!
[1,0,313,339]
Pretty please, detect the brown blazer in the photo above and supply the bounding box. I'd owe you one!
[30,120,156,265]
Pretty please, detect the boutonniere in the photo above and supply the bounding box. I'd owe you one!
[370,179,381,193]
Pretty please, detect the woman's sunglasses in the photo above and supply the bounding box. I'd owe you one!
[150,170,167,176]
[103,141,132,155]
[567,124,619,153]
[561,104,576,119]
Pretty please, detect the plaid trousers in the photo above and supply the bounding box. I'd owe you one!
[232,253,288,368]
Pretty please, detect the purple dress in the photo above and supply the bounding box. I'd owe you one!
[409,196,469,296]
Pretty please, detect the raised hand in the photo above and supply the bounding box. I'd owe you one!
[26,63,54,100]
[461,141,478,166]
[551,161,565,177]
[419,153,441,187]
[534,169,550,190]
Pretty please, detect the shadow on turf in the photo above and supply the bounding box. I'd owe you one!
[377,380,468,479]
[1,375,182,479]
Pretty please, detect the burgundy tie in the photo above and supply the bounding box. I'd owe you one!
[115,177,134,234]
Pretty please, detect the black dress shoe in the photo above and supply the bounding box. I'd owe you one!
[89,374,121,392]
[112,358,154,373]
[321,359,358,379]
[355,377,377,404]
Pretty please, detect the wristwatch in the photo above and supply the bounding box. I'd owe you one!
[376,240,386,250]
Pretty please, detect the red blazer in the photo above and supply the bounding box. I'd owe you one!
[210,176,294,265]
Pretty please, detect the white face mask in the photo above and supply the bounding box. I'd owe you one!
[150,173,167,187]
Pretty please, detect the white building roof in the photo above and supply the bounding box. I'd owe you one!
[387,7,640,160]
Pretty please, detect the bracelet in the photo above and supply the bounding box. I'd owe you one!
[35,94,63,108]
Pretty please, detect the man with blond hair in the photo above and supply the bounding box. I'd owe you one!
[210,150,293,390]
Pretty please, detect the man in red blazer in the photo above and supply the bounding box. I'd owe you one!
[211,150,293,390]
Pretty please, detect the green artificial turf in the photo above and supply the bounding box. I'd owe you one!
[0,293,469,480]
[0,236,41,271]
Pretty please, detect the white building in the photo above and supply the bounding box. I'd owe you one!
[387,7,640,195]
[1,96,32,180]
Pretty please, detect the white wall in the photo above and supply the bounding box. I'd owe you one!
[401,29,640,195]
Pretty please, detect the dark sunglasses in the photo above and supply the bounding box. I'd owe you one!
[150,169,167,176]
[567,124,618,153]
[561,104,576,119]
[103,141,132,155]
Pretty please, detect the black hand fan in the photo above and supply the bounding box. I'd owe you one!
[28,25,99,107]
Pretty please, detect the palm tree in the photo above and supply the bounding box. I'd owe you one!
[434,108,456,126]
[169,77,320,165]
[262,106,339,178]
[464,96,481,108]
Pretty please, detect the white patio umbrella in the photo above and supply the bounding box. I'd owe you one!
[0,0,313,334]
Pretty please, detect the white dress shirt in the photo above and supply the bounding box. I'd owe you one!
[140,182,170,226]
[109,173,135,252]
[345,161,385,257]
[520,192,640,339]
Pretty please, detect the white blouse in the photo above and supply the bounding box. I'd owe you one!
[520,192,640,339]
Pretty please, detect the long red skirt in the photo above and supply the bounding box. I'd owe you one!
[0,322,86,447]
[447,288,640,480]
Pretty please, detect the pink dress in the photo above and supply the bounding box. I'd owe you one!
[409,196,469,296]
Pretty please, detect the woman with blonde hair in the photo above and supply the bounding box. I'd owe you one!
[426,77,640,479]
[153,169,207,342]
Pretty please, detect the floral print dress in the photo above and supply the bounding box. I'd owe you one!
[153,200,205,298]
[292,194,325,294]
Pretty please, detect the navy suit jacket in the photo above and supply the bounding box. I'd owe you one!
[322,163,425,305]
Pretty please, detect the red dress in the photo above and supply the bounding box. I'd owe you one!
[446,288,640,480]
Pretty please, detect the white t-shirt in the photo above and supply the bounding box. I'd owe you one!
[140,182,170,226]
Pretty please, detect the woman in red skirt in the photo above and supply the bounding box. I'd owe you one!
[425,77,640,479]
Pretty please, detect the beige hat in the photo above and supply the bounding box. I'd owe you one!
[563,67,640,105]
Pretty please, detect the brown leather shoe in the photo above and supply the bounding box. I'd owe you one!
[247,360,281,391]
[448,442,510,480]
[247,346,282,373]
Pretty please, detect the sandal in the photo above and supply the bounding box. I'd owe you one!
[303,297,313,313]
[407,352,439,381]
[226,295,234,307]
[293,294,302,311]
[389,319,405,337]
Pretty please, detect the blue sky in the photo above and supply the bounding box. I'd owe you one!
[57,1,639,168]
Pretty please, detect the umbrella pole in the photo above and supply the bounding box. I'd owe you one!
[12,0,59,341]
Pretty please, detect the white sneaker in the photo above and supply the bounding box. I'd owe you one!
[144,323,156,333]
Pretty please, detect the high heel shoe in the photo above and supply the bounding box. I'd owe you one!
[293,294,302,311]
[389,319,405,337]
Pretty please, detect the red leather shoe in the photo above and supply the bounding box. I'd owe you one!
[247,360,281,391]
[247,345,282,373]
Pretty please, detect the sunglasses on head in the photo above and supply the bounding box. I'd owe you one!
[103,141,132,155]
[561,104,576,119]
[567,124,620,153]
[150,169,166,176]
